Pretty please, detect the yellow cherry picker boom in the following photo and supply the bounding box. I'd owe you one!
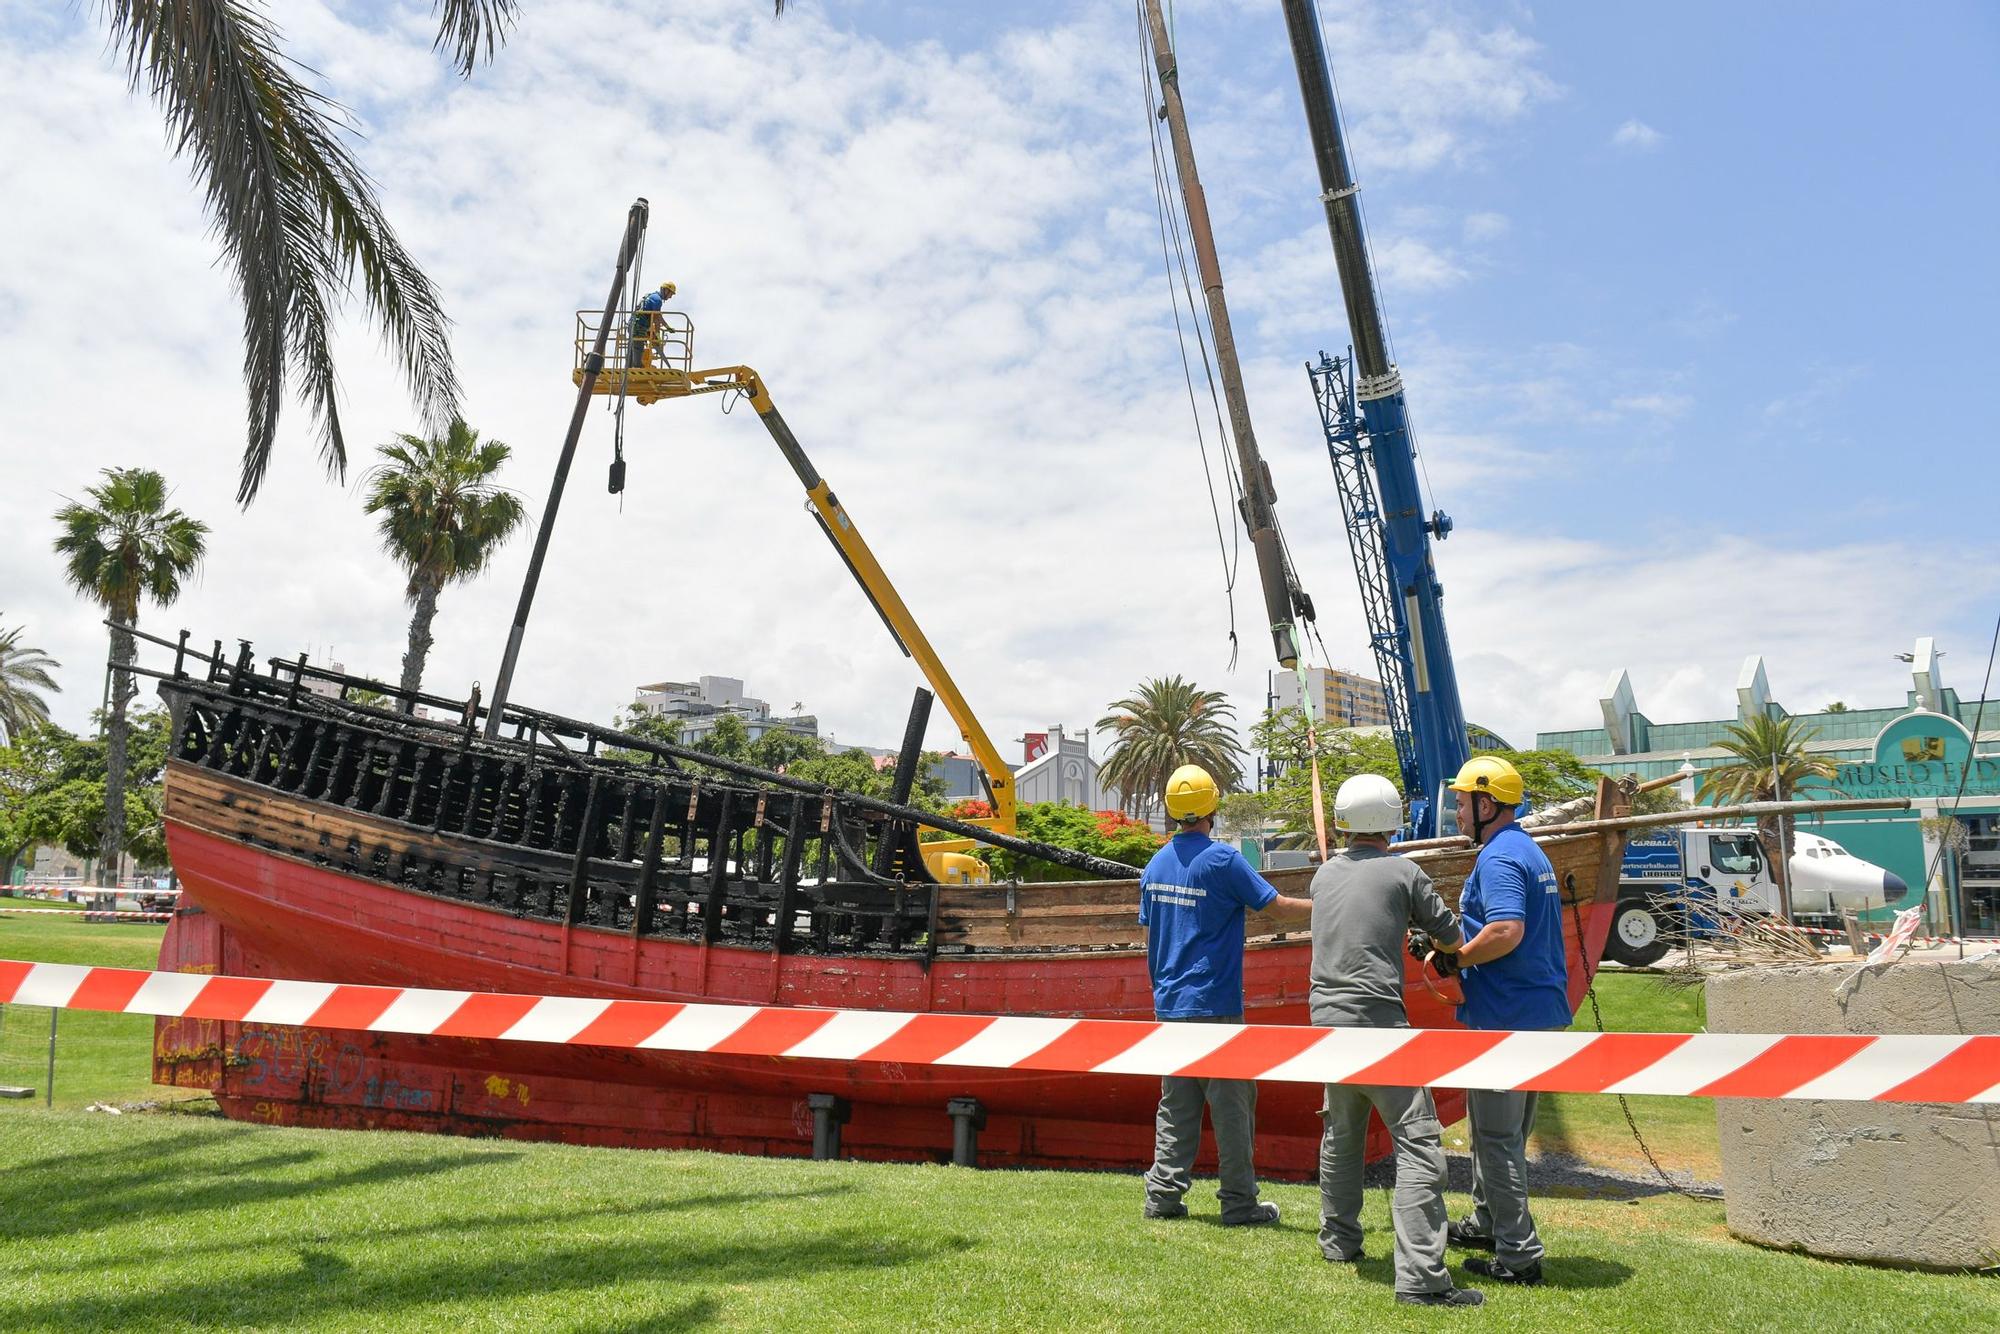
[485,199,1012,884]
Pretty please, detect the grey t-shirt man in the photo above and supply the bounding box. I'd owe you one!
[1308,845,1461,1028]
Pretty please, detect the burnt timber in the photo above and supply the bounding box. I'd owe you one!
[153,633,1134,966]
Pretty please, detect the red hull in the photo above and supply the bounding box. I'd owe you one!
[156,824,1615,1177]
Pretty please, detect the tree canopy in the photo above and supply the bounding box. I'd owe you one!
[0,709,173,880]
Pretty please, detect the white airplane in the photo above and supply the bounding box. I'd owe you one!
[1788,831,1911,917]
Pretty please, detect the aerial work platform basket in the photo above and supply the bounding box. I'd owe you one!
[573,308,723,405]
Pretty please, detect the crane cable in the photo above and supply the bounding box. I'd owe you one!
[1918,603,2000,958]
[607,225,649,510]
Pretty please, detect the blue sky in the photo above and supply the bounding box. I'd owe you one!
[1,0,1994,759]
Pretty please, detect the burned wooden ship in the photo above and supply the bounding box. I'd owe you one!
[149,633,1630,1177]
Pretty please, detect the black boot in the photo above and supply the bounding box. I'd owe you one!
[1463,1256,1544,1286]
[1446,1216,1495,1250]
[1396,1287,1486,1307]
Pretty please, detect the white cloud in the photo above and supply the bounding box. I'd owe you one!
[1611,392,1693,420]
[1442,534,1986,748]
[1612,118,1665,151]
[1371,235,1468,293]
[1308,6,1563,173]
[1,3,1981,796]
[1462,210,1509,244]
[1761,365,1864,431]
[1668,295,1738,338]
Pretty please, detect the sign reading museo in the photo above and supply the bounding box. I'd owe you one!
[1831,712,2000,801]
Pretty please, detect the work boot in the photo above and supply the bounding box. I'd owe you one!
[1396,1287,1486,1307]
[1321,1248,1366,1264]
[1221,1201,1281,1227]
[1446,1216,1495,1250]
[1143,1199,1189,1220]
[1463,1256,1544,1286]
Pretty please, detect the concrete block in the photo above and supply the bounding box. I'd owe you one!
[1705,956,2000,1270]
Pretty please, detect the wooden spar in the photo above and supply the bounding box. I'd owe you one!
[1394,795,1912,852]
[1140,0,1302,666]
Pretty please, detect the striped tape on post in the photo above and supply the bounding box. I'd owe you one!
[0,908,174,922]
[1,959,1994,1104]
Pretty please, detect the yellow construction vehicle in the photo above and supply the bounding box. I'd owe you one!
[574,308,1013,884]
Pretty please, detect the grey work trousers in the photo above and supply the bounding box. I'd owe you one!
[1141,1015,1265,1221]
[1466,1086,1545,1267]
[1319,1082,1452,1295]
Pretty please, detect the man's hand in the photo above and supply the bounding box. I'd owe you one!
[1408,929,1462,977]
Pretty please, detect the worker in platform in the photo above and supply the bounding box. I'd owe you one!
[1444,755,1570,1288]
[629,280,676,368]
[1309,773,1481,1308]
[1139,763,1311,1225]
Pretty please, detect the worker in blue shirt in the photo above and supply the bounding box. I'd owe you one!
[1443,755,1570,1287]
[630,280,676,367]
[1139,763,1311,1225]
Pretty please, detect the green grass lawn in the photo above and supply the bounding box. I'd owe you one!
[0,1113,1990,1332]
[1,914,1991,1329]
[0,890,85,910]
[0,912,168,1109]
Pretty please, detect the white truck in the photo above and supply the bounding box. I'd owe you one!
[1606,827,1911,966]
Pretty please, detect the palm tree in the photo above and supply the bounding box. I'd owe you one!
[1096,676,1246,819]
[1696,714,1840,910]
[362,419,527,709]
[96,3,788,504]
[53,469,209,881]
[0,622,62,744]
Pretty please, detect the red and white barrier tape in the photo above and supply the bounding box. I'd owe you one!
[0,907,173,921]
[3,959,1995,1104]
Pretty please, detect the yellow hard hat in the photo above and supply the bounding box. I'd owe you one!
[659,280,677,296]
[1164,764,1220,822]
[1448,756,1524,805]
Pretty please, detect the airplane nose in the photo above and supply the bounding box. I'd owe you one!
[1881,870,1910,904]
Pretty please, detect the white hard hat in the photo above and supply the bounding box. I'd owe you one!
[1333,773,1403,835]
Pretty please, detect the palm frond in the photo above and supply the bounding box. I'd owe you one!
[102,1,458,504]
[0,622,63,744]
[431,0,521,77]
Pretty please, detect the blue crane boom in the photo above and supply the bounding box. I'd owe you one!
[1280,0,1472,837]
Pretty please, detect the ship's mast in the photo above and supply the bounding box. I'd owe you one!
[1140,0,1309,670]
